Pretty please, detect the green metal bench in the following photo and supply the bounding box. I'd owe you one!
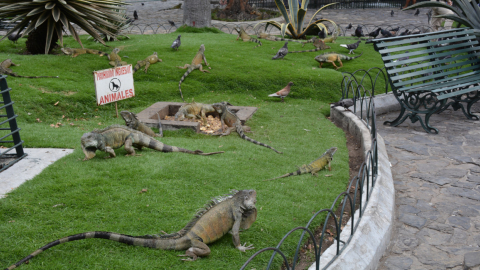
[369,28,480,134]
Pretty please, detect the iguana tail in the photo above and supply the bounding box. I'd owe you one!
[264,169,302,181]
[274,37,304,44]
[235,125,282,154]
[10,74,59,79]
[250,38,262,48]
[133,60,145,73]
[86,49,106,56]
[4,231,190,269]
[341,52,363,60]
[178,65,195,102]
[145,137,223,155]
[289,48,322,53]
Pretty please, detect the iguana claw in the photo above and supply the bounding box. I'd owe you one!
[237,243,254,252]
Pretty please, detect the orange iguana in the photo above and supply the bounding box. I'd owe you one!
[108,48,128,67]
[177,44,210,101]
[0,59,58,79]
[234,26,262,48]
[133,52,162,73]
[289,37,330,53]
[314,52,363,70]
[4,190,257,268]
[174,101,220,125]
[61,47,106,58]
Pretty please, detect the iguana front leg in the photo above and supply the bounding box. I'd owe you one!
[178,239,211,261]
[197,64,210,73]
[232,212,254,252]
[124,137,136,156]
[177,64,191,69]
[104,146,116,158]
[144,62,151,73]
[202,55,209,66]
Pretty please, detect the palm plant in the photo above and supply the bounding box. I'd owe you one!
[0,0,127,54]
[255,0,338,39]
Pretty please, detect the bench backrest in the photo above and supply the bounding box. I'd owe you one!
[370,28,480,92]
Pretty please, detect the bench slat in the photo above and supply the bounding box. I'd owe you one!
[389,58,480,81]
[436,85,480,100]
[388,53,480,74]
[400,71,480,92]
[382,43,480,63]
[380,36,478,56]
[404,76,480,93]
[393,64,480,87]
[372,28,475,48]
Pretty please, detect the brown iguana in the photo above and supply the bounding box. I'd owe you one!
[133,52,162,73]
[289,37,330,53]
[0,59,59,79]
[177,44,210,102]
[174,101,219,125]
[61,47,107,58]
[212,102,282,154]
[314,52,363,70]
[302,27,339,45]
[265,147,337,181]
[4,190,257,268]
[234,26,262,48]
[256,32,305,44]
[108,48,128,67]
[120,111,163,137]
[81,125,223,160]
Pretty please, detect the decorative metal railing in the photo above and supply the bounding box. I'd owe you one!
[239,68,388,269]
[0,75,27,172]
[239,0,403,9]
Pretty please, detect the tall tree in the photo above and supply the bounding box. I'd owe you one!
[183,0,211,28]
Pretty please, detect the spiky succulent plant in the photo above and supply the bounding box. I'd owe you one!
[0,0,127,54]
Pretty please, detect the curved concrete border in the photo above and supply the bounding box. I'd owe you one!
[309,94,396,269]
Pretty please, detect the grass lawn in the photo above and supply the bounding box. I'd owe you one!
[0,29,384,269]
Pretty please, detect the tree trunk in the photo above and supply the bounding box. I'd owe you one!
[25,22,58,55]
[183,0,211,28]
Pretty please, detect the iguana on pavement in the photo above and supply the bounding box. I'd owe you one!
[265,147,337,181]
[234,26,262,48]
[212,102,282,154]
[0,59,59,78]
[61,47,107,58]
[289,38,330,53]
[120,111,163,137]
[314,52,363,70]
[108,48,128,67]
[4,190,257,268]
[174,101,219,125]
[80,125,223,160]
[177,44,210,101]
[133,52,162,73]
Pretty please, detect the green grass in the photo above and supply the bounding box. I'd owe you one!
[0,31,384,269]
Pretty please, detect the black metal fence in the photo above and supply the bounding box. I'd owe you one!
[249,0,403,10]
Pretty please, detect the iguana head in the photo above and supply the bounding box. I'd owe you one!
[80,132,102,160]
[325,147,338,157]
[120,111,136,126]
[212,101,232,114]
[199,44,205,52]
[61,48,72,55]
[235,189,257,210]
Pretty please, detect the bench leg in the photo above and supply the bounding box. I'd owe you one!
[440,92,480,120]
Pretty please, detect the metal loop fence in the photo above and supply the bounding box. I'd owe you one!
[239,69,384,269]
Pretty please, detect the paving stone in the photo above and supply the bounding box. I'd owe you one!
[416,200,436,212]
[417,210,441,221]
[456,206,480,217]
[411,172,452,186]
[464,252,480,268]
[395,144,430,156]
[426,223,454,234]
[398,204,420,214]
[435,168,467,178]
[467,175,480,183]
[417,227,452,246]
[443,187,480,202]
[399,213,427,229]
[448,216,472,230]
[451,181,478,189]
[413,244,463,268]
[450,228,468,245]
[384,256,413,270]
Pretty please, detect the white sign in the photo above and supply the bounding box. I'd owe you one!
[93,65,135,106]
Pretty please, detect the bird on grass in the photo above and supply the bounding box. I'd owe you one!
[272,42,288,60]
[331,99,354,111]
[340,40,361,54]
[268,82,294,102]
[8,33,21,43]
[381,28,394,37]
[346,23,353,30]
[318,28,326,39]
[414,9,420,16]
[391,10,394,17]
[133,10,138,20]
[171,35,181,50]
[367,28,381,39]
[354,25,364,38]
[168,20,175,26]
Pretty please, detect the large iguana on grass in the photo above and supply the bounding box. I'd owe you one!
[314,52,363,70]
[177,44,210,102]
[133,52,162,73]
[120,111,163,137]
[81,125,223,160]
[289,37,330,53]
[265,147,337,181]
[4,190,257,268]
[0,59,59,79]
[108,48,128,67]
[234,26,262,48]
[212,102,282,154]
[61,47,107,58]
[174,101,220,125]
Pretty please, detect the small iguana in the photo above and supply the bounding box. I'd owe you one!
[265,147,337,181]
[174,102,219,125]
[289,38,330,53]
[234,26,262,48]
[4,190,257,268]
[61,47,107,58]
[302,27,339,45]
[81,125,223,160]
[0,59,59,79]
[177,44,210,102]
[212,102,282,154]
[108,48,128,67]
[314,52,363,70]
[120,111,163,137]
[133,52,162,73]
[256,33,305,44]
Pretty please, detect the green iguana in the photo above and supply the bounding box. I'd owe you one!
[265,147,337,181]
[289,37,330,53]
[81,125,223,160]
[133,52,162,73]
[256,32,305,44]
[174,102,220,125]
[61,47,107,58]
[234,26,262,48]
[108,48,128,67]
[0,59,59,79]
[177,44,210,102]
[4,190,257,268]
[212,102,282,154]
[120,111,163,137]
[314,52,363,70]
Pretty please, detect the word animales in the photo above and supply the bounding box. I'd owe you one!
[4,190,257,268]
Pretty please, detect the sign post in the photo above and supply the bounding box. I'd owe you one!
[93,65,135,117]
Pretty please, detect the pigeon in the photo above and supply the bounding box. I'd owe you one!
[331,99,354,111]
[427,9,432,24]
[268,82,294,102]
[381,28,394,37]
[340,40,361,54]
[414,9,420,16]
[168,20,175,26]
[133,10,138,20]
[171,35,181,50]
[8,33,21,43]
[141,3,144,5]
[399,29,410,36]
[346,23,353,30]
[367,28,381,39]
[272,42,288,60]
[354,25,364,38]
[390,27,400,32]
[318,28,326,39]
[391,10,394,17]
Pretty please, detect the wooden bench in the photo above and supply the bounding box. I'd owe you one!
[368,28,480,134]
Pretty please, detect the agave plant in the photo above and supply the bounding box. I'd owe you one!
[255,0,338,39]
[0,0,127,54]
